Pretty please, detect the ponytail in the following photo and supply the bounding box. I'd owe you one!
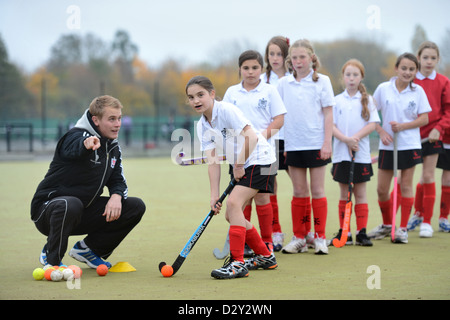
[359,83,370,121]
[311,54,320,82]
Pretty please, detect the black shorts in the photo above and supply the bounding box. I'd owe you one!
[286,150,331,168]
[230,164,276,194]
[437,148,450,170]
[276,139,288,170]
[378,149,422,170]
[331,162,373,184]
[422,140,444,157]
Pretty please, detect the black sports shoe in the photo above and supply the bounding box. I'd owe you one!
[355,228,373,246]
[211,257,249,279]
[243,243,254,258]
[330,229,353,246]
[245,253,278,270]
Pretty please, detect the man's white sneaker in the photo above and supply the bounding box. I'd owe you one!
[281,236,308,254]
[419,223,433,238]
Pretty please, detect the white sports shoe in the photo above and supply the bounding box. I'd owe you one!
[314,238,328,255]
[281,236,308,254]
[306,232,315,248]
[272,232,285,252]
[439,218,450,233]
[367,224,392,240]
[407,212,423,231]
[419,223,433,238]
[393,228,408,244]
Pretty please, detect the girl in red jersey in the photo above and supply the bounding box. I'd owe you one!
[407,41,450,237]
[437,126,450,232]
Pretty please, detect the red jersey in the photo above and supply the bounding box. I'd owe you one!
[414,71,450,144]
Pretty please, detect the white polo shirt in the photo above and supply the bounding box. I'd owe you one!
[373,77,431,151]
[260,71,291,140]
[277,71,336,151]
[223,80,287,149]
[196,100,276,168]
[260,71,291,86]
[333,90,380,164]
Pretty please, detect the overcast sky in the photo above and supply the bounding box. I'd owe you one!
[0,0,448,73]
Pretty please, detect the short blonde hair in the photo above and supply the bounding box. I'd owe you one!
[89,95,123,118]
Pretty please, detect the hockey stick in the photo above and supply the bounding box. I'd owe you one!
[175,153,227,166]
[391,132,398,242]
[332,150,356,248]
[212,229,230,259]
[158,178,237,276]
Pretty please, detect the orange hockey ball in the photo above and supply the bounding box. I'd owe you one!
[96,264,109,276]
[161,265,173,277]
[44,267,55,281]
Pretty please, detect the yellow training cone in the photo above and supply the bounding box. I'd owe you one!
[109,262,136,273]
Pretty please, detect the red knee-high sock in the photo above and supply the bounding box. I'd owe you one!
[400,197,414,229]
[270,195,282,233]
[256,203,273,243]
[440,186,450,219]
[243,204,252,222]
[355,203,369,231]
[229,225,246,263]
[306,200,312,234]
[338,200,347,229]
[378,199,392,225]
[312,197,327,239]
[291,197,309,238]
[422,182,435,224]
[245,226,270,256]
[414,183,423,215]
[390,184,402,213]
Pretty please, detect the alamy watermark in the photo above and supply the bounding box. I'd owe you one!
[366,5,381,30]
[366,265,381,289]
[66,5,81,30]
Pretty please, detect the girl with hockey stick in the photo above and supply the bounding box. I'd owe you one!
[369,53,431,243]
[331,59,380,247]
[186,76,278,279]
